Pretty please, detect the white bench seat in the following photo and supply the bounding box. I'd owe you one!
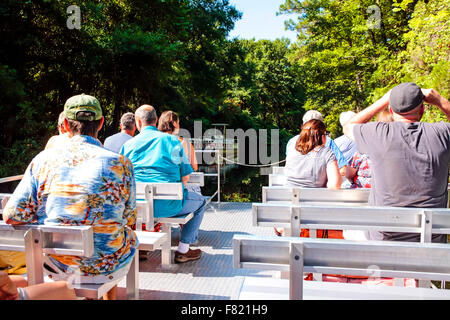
[70,278,121,300]
[238,277,450,300]
[156,212,194,225]
[135,230,168,251]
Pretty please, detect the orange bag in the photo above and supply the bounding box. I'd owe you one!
[300,228,369,280]
[300,228,343,239]
[299,229,415,285]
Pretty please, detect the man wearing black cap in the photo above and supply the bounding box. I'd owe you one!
[344,83,450,242]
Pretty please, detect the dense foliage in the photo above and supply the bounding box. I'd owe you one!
[0,0,448,178]
[281,0,449,135]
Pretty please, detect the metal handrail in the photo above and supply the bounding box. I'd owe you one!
[0,175,23,184]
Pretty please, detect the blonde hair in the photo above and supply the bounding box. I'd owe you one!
[376,109,393,123]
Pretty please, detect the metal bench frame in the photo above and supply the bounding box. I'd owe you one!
[253,203,450,287]
[233,234,450,300]
[262,186,370,205]
[271,166,286,175]
[136,182,194,266]
[268,174,286,187]
[1,217,166,300]
[252,203,450,242]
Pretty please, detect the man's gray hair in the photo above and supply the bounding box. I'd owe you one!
[120,112,135,130]
[58,111,66,126]
[135,105,157,125]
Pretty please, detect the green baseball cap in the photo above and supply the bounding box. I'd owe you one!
[64,94,103,121]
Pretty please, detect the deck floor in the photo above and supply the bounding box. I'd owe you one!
[117,202,276,300]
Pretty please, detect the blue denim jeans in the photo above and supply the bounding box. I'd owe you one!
[175,191,206,244]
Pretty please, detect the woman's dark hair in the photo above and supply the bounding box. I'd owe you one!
[158,111,179,133]
[66,112,102,137]
[295,119,327,155]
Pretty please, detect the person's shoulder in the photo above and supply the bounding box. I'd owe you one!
[359,121,385,128]
[160,132,183,146]
[104,132,119,140]
[287,135,299,149]
[419,122,450,139]
[334,135,345,143]
[326,136,340,148]
[423,121,450,130]
[355,121,389,135]
[104,132,122,142]
[46,135,58,144]
[321,145,335,156]
[100,147,133,166]
[120,132,142,148]
[31,148,51,163]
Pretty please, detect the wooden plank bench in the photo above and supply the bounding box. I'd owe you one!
[136,182,194,266]
[233,235,450,300]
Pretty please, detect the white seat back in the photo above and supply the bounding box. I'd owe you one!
[135,182,183,230]
[262,186,370,205]
[272,166,286,175]
[188,172,204,187]
[268,174,286,186]
[253,203,450,242]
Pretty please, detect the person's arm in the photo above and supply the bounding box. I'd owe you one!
[3,162,39,225]
[422,89,450,121]
[326,138,347,169]
[0,271,19,300]
[344,90,391,141]
[345,153,360,180]
[189,142,198,172]
[326,160,342,190]
[121,156,137,230]
[345,166,358,180]
[177,141,193,187]
[25,281,77,300]
[181,175,190,187]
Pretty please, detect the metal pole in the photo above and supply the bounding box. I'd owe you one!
[24,228,44,285]
[217,150,221,204]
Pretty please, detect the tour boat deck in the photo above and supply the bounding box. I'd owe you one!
[117,202,276,300]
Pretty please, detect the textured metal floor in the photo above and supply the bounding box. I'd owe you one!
[117,202,276,300]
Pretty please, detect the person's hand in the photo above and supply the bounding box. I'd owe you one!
[381,89,392,105]
[0,271,19,300]
[421,88,443,107]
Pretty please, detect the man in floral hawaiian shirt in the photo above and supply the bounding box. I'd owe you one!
[3,94,138,300]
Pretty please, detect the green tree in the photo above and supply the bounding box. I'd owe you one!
[280,0,422,136]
